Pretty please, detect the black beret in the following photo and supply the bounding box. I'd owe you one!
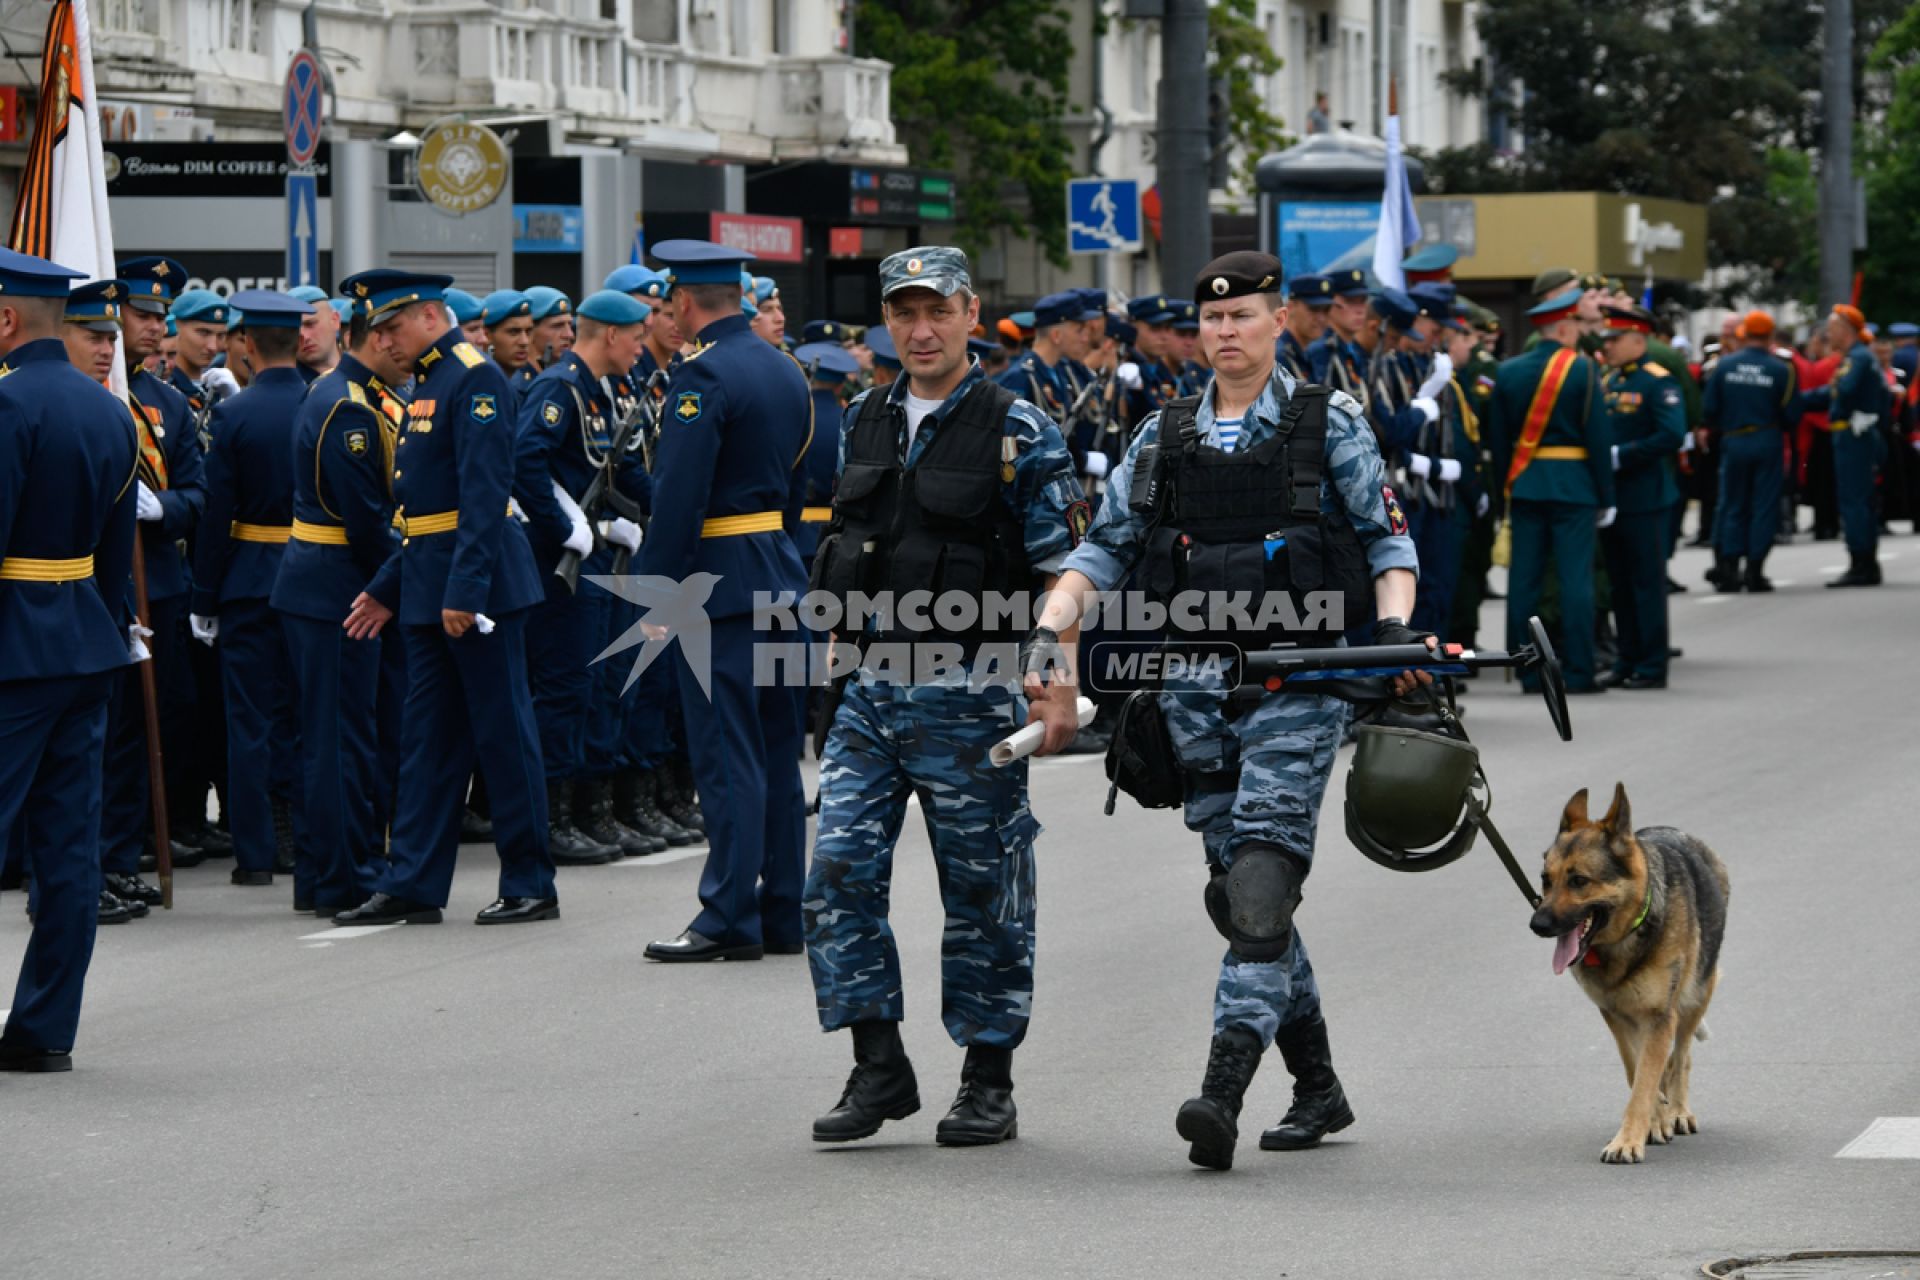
[1193,251,1284,307]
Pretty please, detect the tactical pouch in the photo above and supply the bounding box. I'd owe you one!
[1103,690,1184,813]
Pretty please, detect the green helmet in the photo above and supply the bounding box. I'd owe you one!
[1343,723,1484,872]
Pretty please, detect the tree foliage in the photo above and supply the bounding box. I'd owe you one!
[1211,0,1290,187]
[1861,4,1920,320]
[856,0,1077,264]
[1428,0,1906,304]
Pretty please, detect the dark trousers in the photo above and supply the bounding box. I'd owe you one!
[187,619,227,825]
[219,597,297,873]
[1806,430,1839,537]
[0,672,112,1053]
[527,575,610,781]
[1602,508,1671,681]
[374,614,553,908]
[283,614,382,911]
[618,594,678,770]
[1447,504,1496,646]
[1408,502,1461,639]
[675,614,806,947]
[373,627,407,839]
[1834,428,1883,557]
[1716,431,1785,566]
[1507,499,1598,689]
[582,584,627,778]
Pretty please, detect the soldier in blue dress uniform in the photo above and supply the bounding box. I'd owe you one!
[995,290,1080,423]
[0,249,139,1071]
[635,240,811,963]
[1801,304,1889,588]
[272,297,406,914]
[1276,274,1329,381]
[1306,269,1372,403]
[445,287,488,350]
[334,270,556,926]
[1700,309,1798,593]
[481,289,536,407]
[526,286,574,369]
[190,291,314,887]
[514,289,656,863]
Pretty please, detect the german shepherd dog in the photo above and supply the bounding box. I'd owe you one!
[1530,784,1730,1164]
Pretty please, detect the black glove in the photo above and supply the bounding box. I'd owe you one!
[1371,615,1435,650]
[1018,625,1067,685]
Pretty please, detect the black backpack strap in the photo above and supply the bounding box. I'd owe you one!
[947,377,1018,439]
[1280,384,1331,519]
[1161,394,1205,455]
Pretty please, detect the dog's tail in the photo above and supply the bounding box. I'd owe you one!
[1693,1021,1711,1043]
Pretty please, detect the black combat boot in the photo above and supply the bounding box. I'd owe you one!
[617,770,694,848]
[813,1021,921,1143]
[574,776,659,857]
[546,779,616,865]
[1175,1026,1263,1171]
[661,757,706,834]
[1826,552,1882,588]
[935,1045,1018,1146]
[1743,564,1775,593]
[1706,555,1743,592]
[1259,1013,1355,1151]
[270,794,297,874]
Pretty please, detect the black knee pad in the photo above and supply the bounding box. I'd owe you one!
[1225,844,1307,963]
[1203,869,1232,941]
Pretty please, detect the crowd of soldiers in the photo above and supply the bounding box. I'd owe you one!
[3,231,1912,1175]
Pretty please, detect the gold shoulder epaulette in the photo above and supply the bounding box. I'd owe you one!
[347,381,368,405]
[1642,361,1671,378]
[452,342,485,368]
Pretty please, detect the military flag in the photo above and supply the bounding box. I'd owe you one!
[1371,80,1421,293]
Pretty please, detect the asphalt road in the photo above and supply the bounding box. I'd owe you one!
[5,532,1918,1279]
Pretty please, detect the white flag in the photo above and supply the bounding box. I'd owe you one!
[1371,109,1421,294]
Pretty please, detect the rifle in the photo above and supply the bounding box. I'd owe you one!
[1060,369,1113,485]
[554,375,651,594]
[130,536,174,908]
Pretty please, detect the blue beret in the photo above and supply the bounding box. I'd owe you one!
[287,285,330,306]
[169,288,228,325]
[750,276,779,305]
[225,288,313,330]
[327,299,354,323]
[117,256,188,311]
[651,238,755,286]
[525,286,571,323]
[864,327,900,370]
[166,314,176,337]
[602,264,654,294]
[444,287,485,324]
[337,269,451,323]
[64,279,128,331]
[577,289,650,325]
[1009,310,1036,331]
[794,341,860,383]
[479,289,532,326]
[0,247,86,299]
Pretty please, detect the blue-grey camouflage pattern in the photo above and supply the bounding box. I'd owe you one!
[1060,363,1415,1047]
[803,673,1040,1048]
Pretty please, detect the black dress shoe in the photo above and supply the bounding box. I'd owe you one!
[293,892,314,913]
[156,840,207,869]
[230,868,273,887]
[458,808,494,844]
[474,896,560,925]
[196,824,235,855]
[1597,669,1629,689]
[97,891,133,925]
[1618,675,1667,690]
[765,940,805,956]
[644,929,762,962]
[935,1046,1019,1146]
[332,893,443,926]
[0,1040,72,1072]
[1666,576,1689,595]
[105,872,163,906]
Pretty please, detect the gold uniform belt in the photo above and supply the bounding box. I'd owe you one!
[0,555,94,582]
[290,519,350,546]
[231,522,293,543]
[799,506,834,524]
[1724,425,1774,438]
[701,511,782,538]
[396,505,516,539]
[1531,447,1590,461]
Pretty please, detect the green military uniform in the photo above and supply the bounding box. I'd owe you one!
[1485,290,1614,692]
[1598,311,1687,688]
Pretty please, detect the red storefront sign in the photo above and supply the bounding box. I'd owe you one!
[709,212,803,263]
[829,227,864,258]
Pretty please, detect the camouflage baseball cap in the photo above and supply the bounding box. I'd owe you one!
[879,246,971,299]
[1530,267,1578,299]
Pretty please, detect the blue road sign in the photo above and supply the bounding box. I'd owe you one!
[1067,178,1142,254]
[286,172,318,289]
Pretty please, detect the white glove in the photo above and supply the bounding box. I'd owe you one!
[1084,452,1110,479]
[1611,445,1621,471]
[1415,353,1453,400]
[1437,458,1462,484]
[1408,453,1433,479]
[1116,361,1143,391]
[136,482,164,522]
[1849,413,1878,436]
[562,521,594,556]
[474,613,496,635]
[1679,431,1694,453]
[202,367,240,401]
[128,621,153,663]
[1596,507,1617,529]
[1476,493,1490,518]
[605,517,643,553]
[190,613,219,646]
[1411,397,1440,425]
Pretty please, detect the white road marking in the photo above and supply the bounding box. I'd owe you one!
[1698,596,1729,605]
[1836,1117,1920,1159]
[1883,551,1901,561]
[1820,565,1846,573]
[1771,580,1796,588]
[612,847,709,867]
[297,924,402,941]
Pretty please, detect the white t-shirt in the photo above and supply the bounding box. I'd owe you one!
[903,391,944,454]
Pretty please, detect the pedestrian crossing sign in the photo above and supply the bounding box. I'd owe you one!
[1067,178,1142,254]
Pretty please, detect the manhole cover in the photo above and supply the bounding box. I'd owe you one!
[1705,1253,1920,1278]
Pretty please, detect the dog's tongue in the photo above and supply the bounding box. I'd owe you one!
[1552,929,1579,976]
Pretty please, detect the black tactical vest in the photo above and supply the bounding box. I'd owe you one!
[1131,385,1372,647]
[809,379,1034,647]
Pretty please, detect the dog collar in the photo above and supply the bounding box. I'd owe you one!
[1626,880,1653,933]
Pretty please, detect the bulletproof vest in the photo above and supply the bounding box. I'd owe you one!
[809,379,1034,647]
[1131,385,1371,648]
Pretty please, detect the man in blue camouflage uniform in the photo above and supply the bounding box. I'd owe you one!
[804,245,1086,1149]
[1026,250,1428,1171]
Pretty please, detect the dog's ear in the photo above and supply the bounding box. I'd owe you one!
[1601,782,1631,837]
[1559,787,1590,833]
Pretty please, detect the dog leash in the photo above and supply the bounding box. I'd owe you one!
[1463,789,1543,910]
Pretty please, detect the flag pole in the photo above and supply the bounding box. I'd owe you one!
[130,535,174,908]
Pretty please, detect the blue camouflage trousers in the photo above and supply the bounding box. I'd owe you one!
[803,674,1040,1049]
[1163,683,1346,1047]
